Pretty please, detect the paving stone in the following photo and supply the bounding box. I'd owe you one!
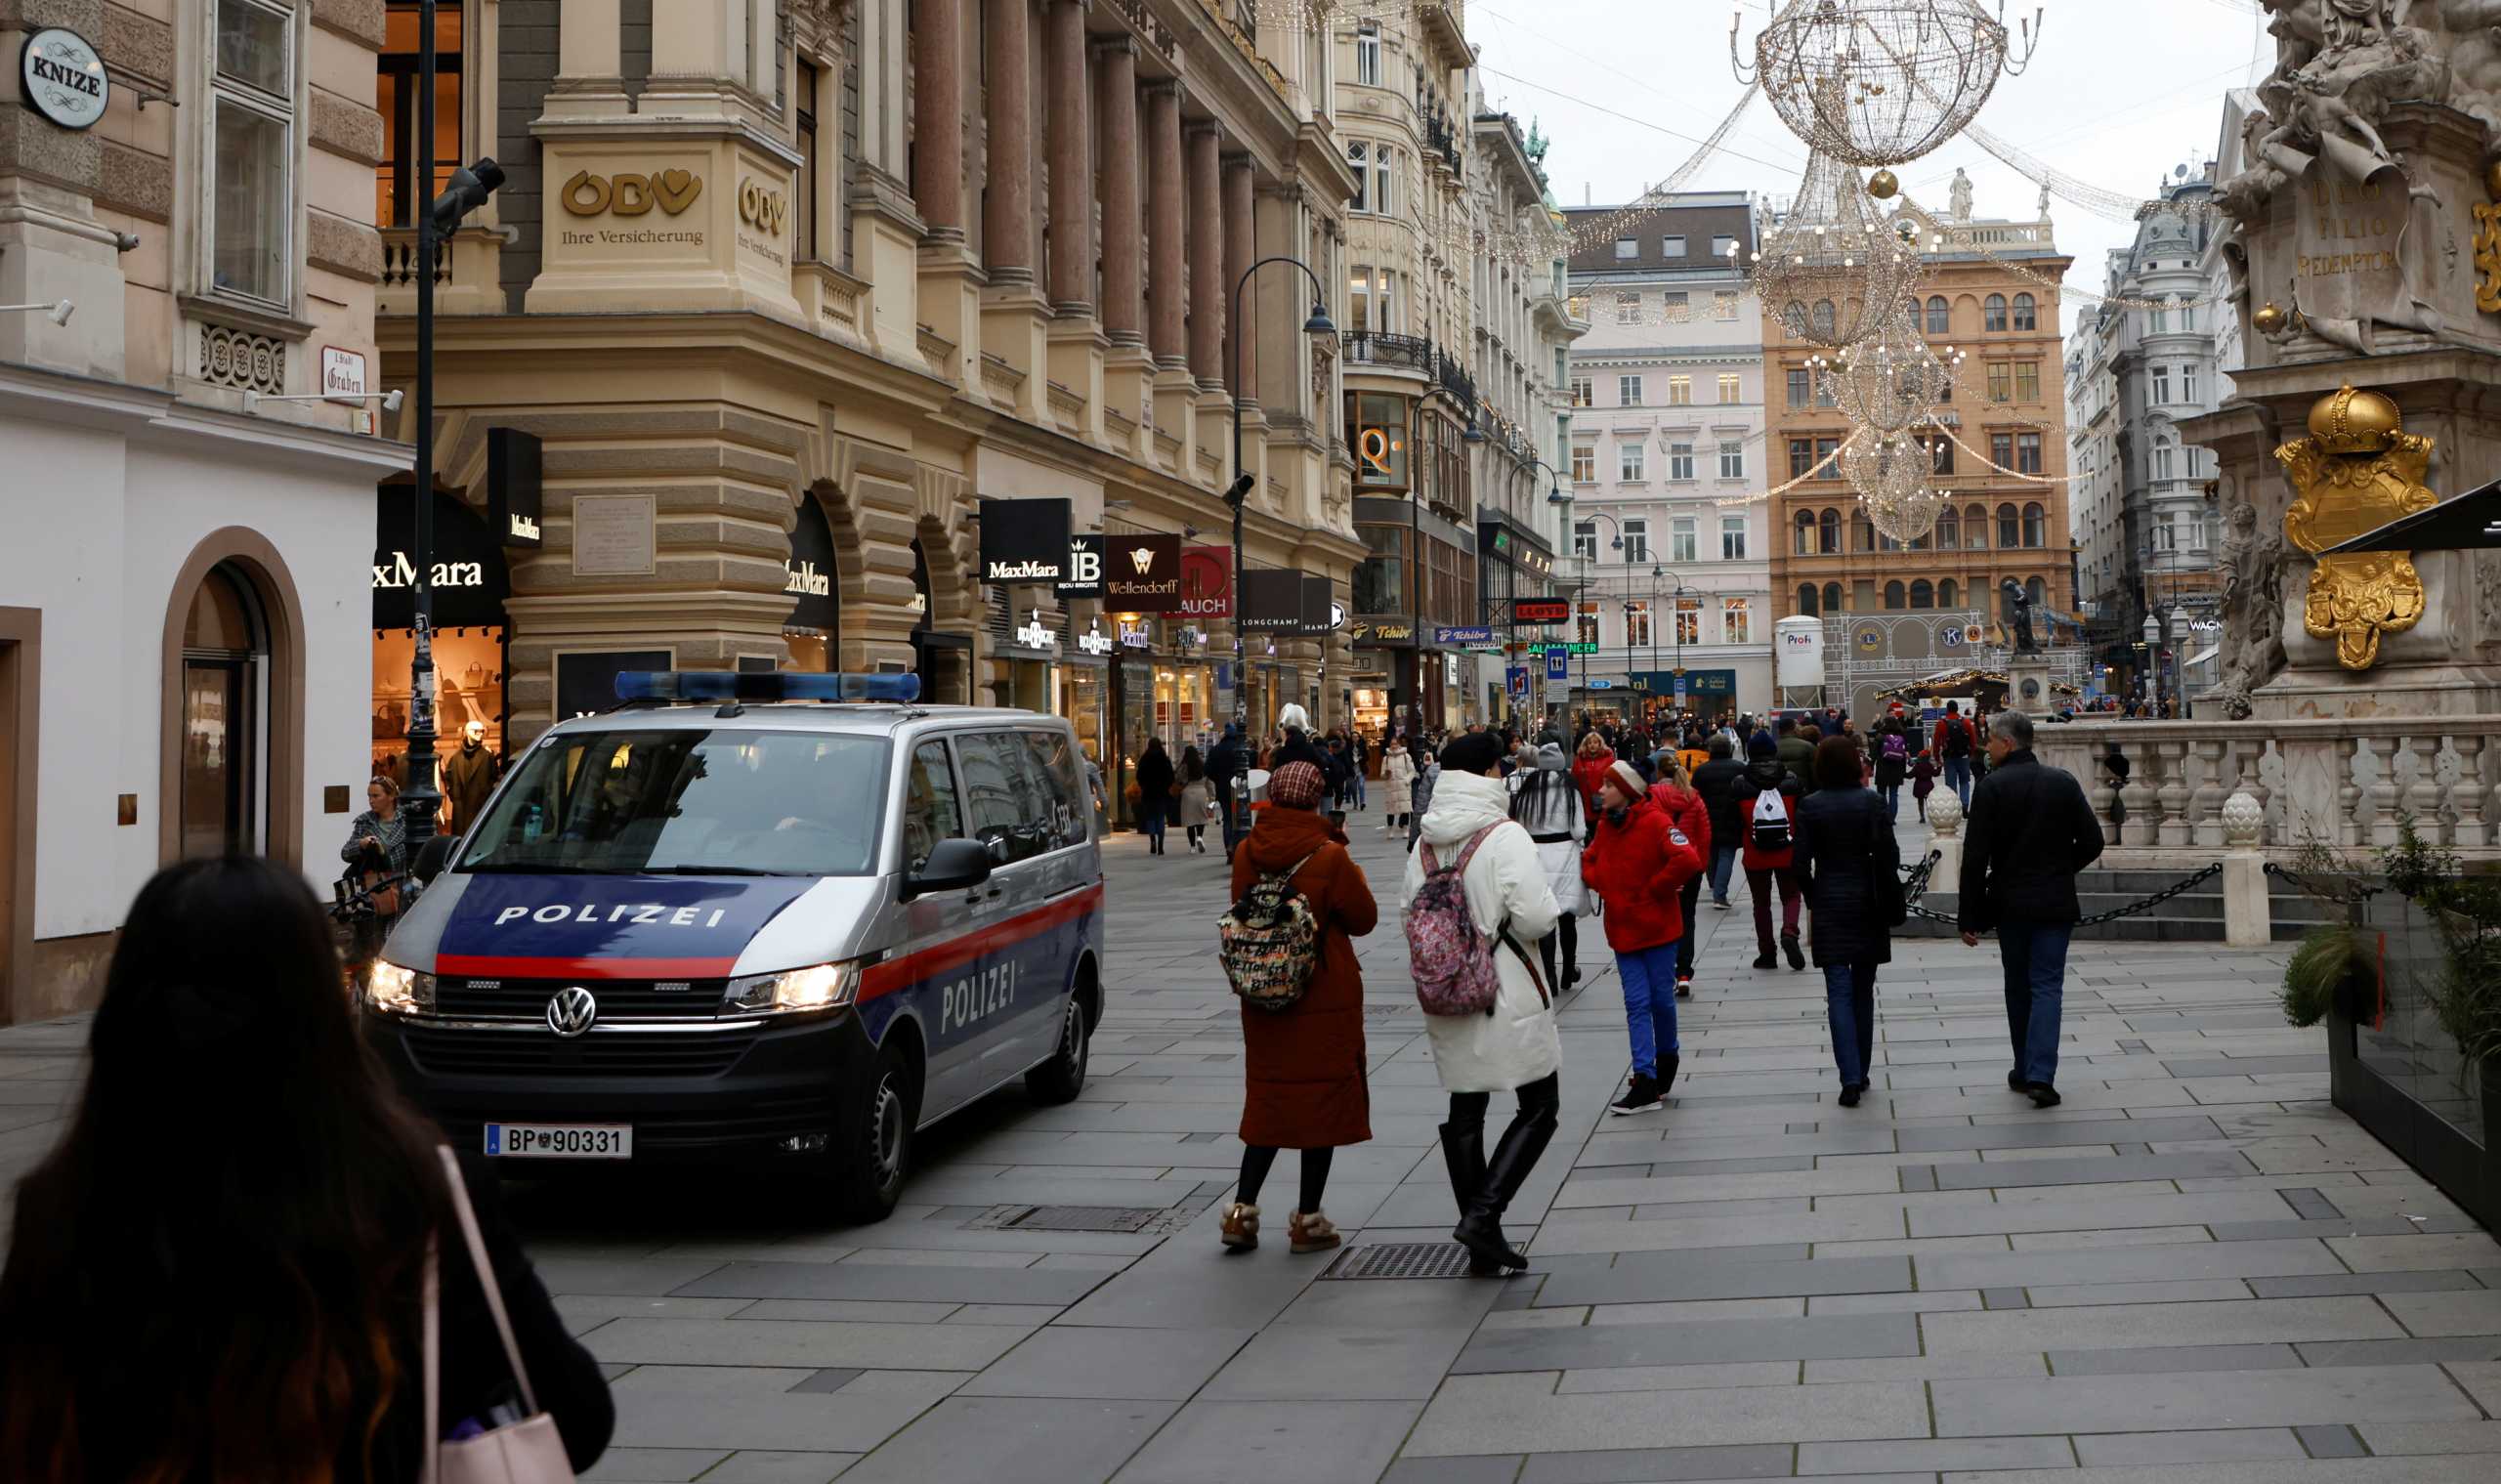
[2354,1420,2501,1456]
[2047,1343,2305,1375]
[1805,1351,2049,1382]
[1809,1289,1984,1315]
[1406,1375,1931,1455]
[1515,1443,1795,1482]
[1908,1191,2306,1239]
[533,1256,729,1296]
[2329,1234,2501,1271]
[1533,1253,1911,1308]
[605,1367,944,1453]
[670,1259,1104,1306]
[1201,1325,1477,1401]
[1930,1151,2255,1189]
[584,1318,1035,1371]
[694,1453,861,1484]
[2071,1428,2306,1466]
[2446,1360,2501,1411]
[2381,1289,2501,1338]
[1378,1458,1526,1484]
[2248,1271,2488,1298]
[581,1449,731,1482]
[1796,1436,2076,1474]
[2027,1279,2255,1307]
[1915,1237,2342,1292]
[784,1369,864,1394]
[1931,1363,2484,1437]
[1981,1288,2028,1310]
[1554,1361,1803,1393]
[1894,1115,2224,1154]
[2294,1336,2501,1366]
[955,1324,1252,1400]
[1110,1398,1424,1484]
[1926,1296,2404,1355]
[1452,1311,1921,1373]
[833,1396,1178,1484]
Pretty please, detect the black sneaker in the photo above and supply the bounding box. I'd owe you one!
[1712,898,1731,911]
[1753,951,1777,970]
[1675,976,1694,999]
[1782,933,1805,971]
[1838,1083,1864,1108]
[2008,1068,2026,1092]
[1609,1075,1663,1116]
[2026,1082,2061,1109]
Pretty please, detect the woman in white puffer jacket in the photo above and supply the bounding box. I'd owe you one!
[1507,741,1590,990]
[1400,731,1562,1275]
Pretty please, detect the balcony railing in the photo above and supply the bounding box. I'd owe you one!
[1344,330,1435,374]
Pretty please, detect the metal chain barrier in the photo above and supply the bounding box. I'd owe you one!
[1891,852,2228,931]
[2263,860,2383,901]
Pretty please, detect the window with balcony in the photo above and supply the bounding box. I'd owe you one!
[1794,509,1815,555]
[1789,437,1814,480]
[1985,294,2009,332]
[1373,147,1395,216]
[1668,442,1695,481]
[1990,431,2014,469]
[1570,376,1592,407]
[1819,507,1841,554]
[1619,444,1645,481]
[1718,440,1744,480]
[1814,435,1839,473]
[2150,304,2169,333]
[1570,446,1595,483]
[1965,503,1989,549]
[1625,600,1652,647]
[1355,21,1381,84]
[1717,373,1740,403]
[1787,368,1810,408]
[1661,234,1686,257]
[1997,502,2021,549]
[2151,364,2171,403]
[1574,521,1597,561]
[1347,142,1369,211]
[1722,517,1748,561]
[1578,604,1601,646]
[1618,374,1642,405]
[1723,597,1751,643]
[2154,442,2176,481]
[2022,501,2047,547]
[1936,506,1960,548]
[1663,291,1690,322]
[1614,291,1640,324]
[2014,292,2037,330]
[1987,363,2011,403]
[2016,432,2043,475]
[1671,517,1696,563]
[1929,436,1954,475]
[215,0,299,306]
[1667,375,1692,405]
[2183,364,2199,403]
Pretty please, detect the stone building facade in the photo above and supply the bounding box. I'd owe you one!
[1,0,407,1020]
[1561,194,1771,717]
[372,0,1369,824]
[1764,191,2077,636]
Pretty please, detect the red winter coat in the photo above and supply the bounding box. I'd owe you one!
[1228,806,1378,1149]
[1572,747,1618,815]
[1652,783,1711,863]
[1579,795,1703,953]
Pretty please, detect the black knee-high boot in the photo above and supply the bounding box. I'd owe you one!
[1454,1076,1561,1272]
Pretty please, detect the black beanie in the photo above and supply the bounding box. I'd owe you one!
[1439,731,1505,777]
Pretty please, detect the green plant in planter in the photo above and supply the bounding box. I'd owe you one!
[2281,920,2374,1029]
[2379,816,2501,1073]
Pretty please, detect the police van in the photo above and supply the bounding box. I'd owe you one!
[362,671,1103,1220]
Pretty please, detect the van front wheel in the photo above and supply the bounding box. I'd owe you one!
[1025,993,1090,1105]
[834,1039,916,1222]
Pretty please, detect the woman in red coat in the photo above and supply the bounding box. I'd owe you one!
[1220,761,1378,1255]
[1580,761,1703,1116]
[1650,757,1713,999]
[1572,731,1617,817]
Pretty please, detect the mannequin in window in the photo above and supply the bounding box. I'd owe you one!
[443,719,499,832]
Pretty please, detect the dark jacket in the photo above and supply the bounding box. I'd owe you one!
[1957,750,2106,931]
[1135,744,1175,801]
[1208,733,1247,789]
[1794,787,1900,967]
[1872,730,1909,787]
[1733,758,1803,871]
[441,742,499,831]
[1271,731,1331,777]
[1691,757,1749,846]
[1776,734,1817,796]
[1230,806,1377,1148]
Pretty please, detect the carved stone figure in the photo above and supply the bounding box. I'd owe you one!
[2216,495,2290,717]
[1949,168,1974,222]
[2000,577,2036,654]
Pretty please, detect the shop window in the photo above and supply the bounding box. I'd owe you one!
[182,564,268,858]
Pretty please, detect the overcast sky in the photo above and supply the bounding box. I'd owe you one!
[1471,0,2273,331]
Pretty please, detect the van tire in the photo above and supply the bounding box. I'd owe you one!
[1025,993,1090,1105]
[834,1039,917,1223]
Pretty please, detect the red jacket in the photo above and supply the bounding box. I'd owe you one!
[1572,748,1617,814]
[1932,713,1977,761]
[1652,783,1711,863]
[1579,795,1703,953]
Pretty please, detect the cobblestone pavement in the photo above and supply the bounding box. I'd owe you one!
[3,806,2499,1481]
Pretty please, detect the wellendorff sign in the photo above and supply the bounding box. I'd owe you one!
[1103,533,1181,612]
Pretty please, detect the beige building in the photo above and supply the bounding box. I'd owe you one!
[2,1,407,1020]
[372,0,1368,820]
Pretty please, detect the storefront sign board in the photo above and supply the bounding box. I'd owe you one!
[978,497,1073,583]
[1104,532,1181,611]
[488,428,543,548]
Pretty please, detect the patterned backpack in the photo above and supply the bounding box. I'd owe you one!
[1218,851,1323,1012]
[1406,824,1506,1017]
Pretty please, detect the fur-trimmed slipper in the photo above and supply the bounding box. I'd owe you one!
[1288,1209,1341,1254]
[1219,1202,1260,1251]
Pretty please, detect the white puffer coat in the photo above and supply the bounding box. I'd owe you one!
[1506,766,1590,917]
[1382,748,1417,816]
[1401,770,1564,1093]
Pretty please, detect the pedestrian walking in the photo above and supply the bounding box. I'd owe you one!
[1220,761,1378,1253]
[1405,732,1564,1274]
[1571,730,1616,816]
[1178,745,1213,854]
[1408,742,1442,852]
[1873,720,1910,821]
[1956,710,2106,1109]
[1136,736,1175,855]
[1649,755,1713,998]
[1382,737,1418,832]
[1208,724,1249,863]
[1581,760,1704,1115]
[1911,747,1938,822]
[1508,741,1590,990]
[1775,714,1817,797]
[1349,730,1370,811]
[1933,700,1978,809]
[1795,737,1901,1107]
[341,775,411,968]
[1735,734,1807,971]
[1691,735,1748,911]
[0,856,613,1481]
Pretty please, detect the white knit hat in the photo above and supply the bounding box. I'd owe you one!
[1277,702,1311,733]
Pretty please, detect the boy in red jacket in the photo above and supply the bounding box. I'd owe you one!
[1581,761,1703,1115]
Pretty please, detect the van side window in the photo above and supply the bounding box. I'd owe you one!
[1023,731,1088,850]
[903,741,963,872]
[956,732,1050,864]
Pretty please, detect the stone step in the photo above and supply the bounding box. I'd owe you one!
[1912,891,2345,924]
[1894,912,2312,945]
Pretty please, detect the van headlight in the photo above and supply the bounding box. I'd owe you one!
[366,960,437,1015]
[724,960,862,1015]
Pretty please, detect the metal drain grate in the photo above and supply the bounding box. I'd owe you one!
[968,1204,1168,1233]
[1320,1242,1482,1280]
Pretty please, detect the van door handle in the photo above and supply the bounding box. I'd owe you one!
[984,884,1004,900]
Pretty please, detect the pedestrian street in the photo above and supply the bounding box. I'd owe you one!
[0,811,2496,1483]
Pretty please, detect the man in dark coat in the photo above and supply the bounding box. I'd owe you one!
[1957,709,2106,1109]
[1208,724,1249,863]
[1775,714,1817,797]
[1690,734,1749,911]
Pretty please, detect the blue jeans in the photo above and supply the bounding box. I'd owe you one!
[1998,921,2072,1086]
[1617,942,1682,1077]
[1822,961,1879,1088]
[1351,770,1366,808]
[1708,845,1738,904]
[1877,783,1900,821]
[1140,796,1166,842]
[1942,756,1973,807]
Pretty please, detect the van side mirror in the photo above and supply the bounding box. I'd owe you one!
[412,833,460,884]
[906,837,992,898]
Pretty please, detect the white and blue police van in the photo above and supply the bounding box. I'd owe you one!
[362,670,1104,1220]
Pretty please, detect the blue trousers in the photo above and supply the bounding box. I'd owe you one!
[1821,961,1879,1088]
[1617,942,1682,1077]
[1877,783,1901,821]
[1942,756,1973,807]
[1708,845,1738,905]
[1998,921,2072,1086]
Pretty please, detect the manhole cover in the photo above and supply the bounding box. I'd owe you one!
[1320,1242,1482,1280]
[969,1205,1168,1233]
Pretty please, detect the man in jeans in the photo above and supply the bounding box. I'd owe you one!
[1957,710,2105,1108]
[1932,700,1978,809]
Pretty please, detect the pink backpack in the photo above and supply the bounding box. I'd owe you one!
[1407,824,1507,1017]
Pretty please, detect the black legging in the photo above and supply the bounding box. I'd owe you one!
[1448,1072,1562,1149]
[1538,914,1579,989]
[1238,1145,1334,1213]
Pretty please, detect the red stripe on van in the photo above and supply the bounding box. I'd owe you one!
[433,955,742,980]
[859,883,1104,1003]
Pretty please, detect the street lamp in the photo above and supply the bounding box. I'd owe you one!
[1224,256,1334,733]
[1644,565,1706,719]
[1503,456,1560,727]
[401,0,504,849]
[1555,505,1624,721]
[1399,381,1482,739]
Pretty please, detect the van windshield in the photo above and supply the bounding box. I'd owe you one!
[455,729,888,877]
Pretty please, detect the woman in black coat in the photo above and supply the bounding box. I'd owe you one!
[1793,736,1900,1107]
[1135,737,1175,854]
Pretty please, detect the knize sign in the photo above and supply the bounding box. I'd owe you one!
[1510,597,1571,625]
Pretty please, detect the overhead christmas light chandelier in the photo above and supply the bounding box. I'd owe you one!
[1806,311,1963,431]
[1749,150,1923,350]
[1733,0,2040,172]
[1840,424,1946,545]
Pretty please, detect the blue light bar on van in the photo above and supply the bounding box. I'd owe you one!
[615,671,923,703]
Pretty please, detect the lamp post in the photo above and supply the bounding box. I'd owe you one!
[1554,501,1623,721]
[1643,565,1705,720]
[1401,379,1482,739]
[1507,457,1560,727]
[402,0,503,847]
[1222,256,1334,733]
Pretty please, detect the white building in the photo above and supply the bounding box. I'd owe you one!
[2,8,408,1021]
[1559,194,1772,719]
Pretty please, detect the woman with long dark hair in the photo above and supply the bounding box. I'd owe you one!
[1795,736,1901,1108]
[0,857,612,1482]
[1178,744,1212,854]
[1508,741,1589,989]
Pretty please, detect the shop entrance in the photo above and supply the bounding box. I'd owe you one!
[372,487,511,812]
[179,564,268,858]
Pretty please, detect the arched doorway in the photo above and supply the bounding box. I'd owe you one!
[178,563,269,858]
[910,537,972,702]
[784,491,841,670]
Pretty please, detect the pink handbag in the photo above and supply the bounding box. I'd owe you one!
[422,1146,576,1484]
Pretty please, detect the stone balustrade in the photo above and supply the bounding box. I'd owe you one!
[2029,716,2501,862]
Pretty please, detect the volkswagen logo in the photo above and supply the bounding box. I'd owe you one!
[546,986,598,1038]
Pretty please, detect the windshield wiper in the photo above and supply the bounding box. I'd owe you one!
[459,863,646,874]
[643,865,797,876]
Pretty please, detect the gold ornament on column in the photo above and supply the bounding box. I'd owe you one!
[2474,162,2501,315]
[2251,301,2287,335]
[2274,385,2438,671]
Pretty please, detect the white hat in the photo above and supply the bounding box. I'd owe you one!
[1278,702,1310,733]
